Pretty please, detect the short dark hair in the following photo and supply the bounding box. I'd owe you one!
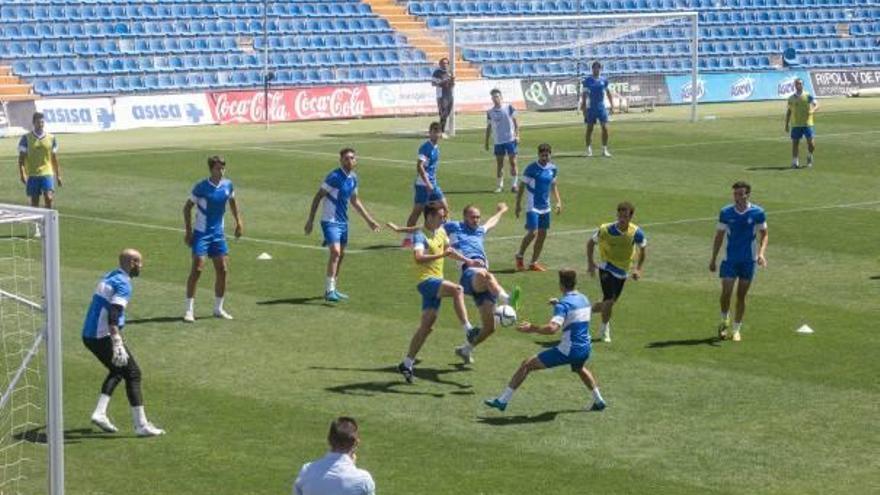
[439,57,449,64]
[339,147,356,158]
[328,417,359,452]
[559,269,577,291]
[423,202,446,221]
[732,181,751,193]
[207,155,226,170]
[429,122,442,132]
[463,204,478,217]
[538,143,552,154]
[32,112,44,122]
[592,61,602,69]
[617,201,635,215]
[490,89,502,96]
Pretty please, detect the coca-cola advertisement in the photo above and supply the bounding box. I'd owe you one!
[208,86,372,124]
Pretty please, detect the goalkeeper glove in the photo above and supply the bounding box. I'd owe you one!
[110,334,129,367]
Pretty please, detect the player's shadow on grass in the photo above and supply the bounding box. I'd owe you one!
[744,165,797,171]
[312,364,473,398]
[14,426,136,445]
[645,337,722,348]
[534,339,561,348]
[443,189,498,195]
[870,275,880,280]
[125,316,185,325]
[360,244,402,251]
[257,296,335,307]
[476,408,583,426]
[492,268,520,274]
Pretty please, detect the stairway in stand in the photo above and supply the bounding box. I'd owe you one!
[362,0,481,80]
[0,66,36,102]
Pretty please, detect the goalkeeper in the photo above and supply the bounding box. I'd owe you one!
[81,249,165,437]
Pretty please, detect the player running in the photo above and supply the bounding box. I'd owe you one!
[402,122,448,247]
[18,112,62,236]
[394,204,481,383]
[304,148,381,302]
[709,181,768,342]
[515,143,562,272]
[82,249,165,437]
[580,61,614,158]
[784,78,819,169]
[484,269,606,412]
[586,201,647,343]
[182,156,243,322]
[484,89,520,193]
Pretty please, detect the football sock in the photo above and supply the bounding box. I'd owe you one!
[720,311,729,322]
[131,406,147,427]
[733,321,742,332]
[498,289,510,305]
[403,357,415,369]
[499,387,514,403]
[601,322,610,333]
[462,322,474,332]
[214,297,224,312]
[325,277,336,293]
[592,388,604,403]
[185,298,194,313]
[497,178,504,189]
[461,342,474,353]
[93,394,111,417]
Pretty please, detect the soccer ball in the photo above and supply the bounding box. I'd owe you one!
[494,305,517,327]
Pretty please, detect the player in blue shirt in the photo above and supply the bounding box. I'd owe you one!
[444,202,520,364]
[579,61,614,157]
[305,148,381,302]
[182,156,243,322]
[402,122,448,247]
[515,143,562,272]
[485,269,606,412]
[709,181,769,342]
[484,89,520,193]
[81,249,165,437]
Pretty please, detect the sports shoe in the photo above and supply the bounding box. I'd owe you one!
[442,132,449,139]
[324,291,340,302]
[135,422,166,437]
[333,290,349,300]
[732,330,742,342]
[588,399,607,411]
[494,186,503,193]
[509,286,522,312]
[791,162,800,169]
[454,345,474,364]
[213,309,234,320]
[466,327,481,345]
[528,262,547,272]
[401,238,413,248]
[183,312,195,323]
[91,414,118,433]
[602,148,612,158]
[717,319,730,340]
[598,326,611,343]
[806,156,813,168]
[484,398,507,412]
[585,146,593,157]
[397,362,414,383]
[510,184,518,193]
[515,255,526,272]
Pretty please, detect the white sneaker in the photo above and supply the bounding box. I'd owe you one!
[91,414,118,433]
[585,147,593,157]
[598,327,611,343]
[510,184,518,193]
[183,311,195,323]
[135,422,166,437]
[494,186,503,193]
[602,148,612,158]
[442,132,449,139]
[806,156,813,168]
[454,345,474,364]
[213,309,234,320]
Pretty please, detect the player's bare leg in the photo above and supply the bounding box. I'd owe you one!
[791,139,800,168]
[577,366,607,410]
[324,243,348,301]
[211,255,232,319]
[508,155,519,192]
[717,277,735,339]
[495,155,505,193]
[485,356,545,411]
[731,278,752,341]
[439,281,471,329]
[516,230,536,271]
[402,204,425,246]
[805,138,815,167]
[584,123,595,156]
[400,310,439,382]
[529,229,547,269]
[600,123,611,157]
[184,256,206,322]
[43,191,54,209]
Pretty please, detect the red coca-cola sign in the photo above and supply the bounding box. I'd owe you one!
[209,86,372,124]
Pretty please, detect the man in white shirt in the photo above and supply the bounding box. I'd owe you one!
[294,417,376,495]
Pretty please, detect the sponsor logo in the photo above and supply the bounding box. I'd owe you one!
[42,107,93,125]
[212,91,289,124]
[185,103,204,123]
[132,104,182,121]
[0,104,8,127]
[96,108,115,129]
[680,79,705,102]
[524,82,548,106]
[777,77,798,97]
[293,87,367,120]
[730,77,755,100]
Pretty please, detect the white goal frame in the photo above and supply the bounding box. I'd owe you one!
[448,11,700,135]
[0,205,64,495]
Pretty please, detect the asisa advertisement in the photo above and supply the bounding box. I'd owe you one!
[665,71,814,104]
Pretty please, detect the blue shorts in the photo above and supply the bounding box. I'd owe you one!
[413,184,445,205]
[461,267,496,307]
[321,221,348,247]
[537,346,591,372]
[525,211,551,231]
[790,126,814,140]
[417,277,444,311]
[26,176,54,197]
[720,259,756,281]
[494,141,518,157]
[585,107,609,125]
[192,231,228,258]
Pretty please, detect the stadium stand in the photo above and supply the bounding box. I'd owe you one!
[0,0,877,96]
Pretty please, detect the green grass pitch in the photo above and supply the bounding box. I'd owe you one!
[1,99,878,494]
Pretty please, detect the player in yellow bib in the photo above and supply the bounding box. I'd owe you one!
[17,112,63,209]
[784,78,819,169]
[586,202,647,343]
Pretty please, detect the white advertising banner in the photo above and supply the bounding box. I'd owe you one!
[113,93,215,130]
[35,98,115,134]
[368,79,525,115]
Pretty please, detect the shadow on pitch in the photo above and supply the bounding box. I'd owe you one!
[443,189,498,196]
[492,268,520,275]
[645,337,722,348]
[125,316,185,325]
[476,408,583,426]
[870,275,880,280]
[312,364,472,398]
[257,296,335,307]
[359,244,401,251]
[744,165,796,171]
[15,426,137,444]
[534,339,561,348]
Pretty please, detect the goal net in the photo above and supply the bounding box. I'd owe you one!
[0,206,63,495]
[447,12,700,135]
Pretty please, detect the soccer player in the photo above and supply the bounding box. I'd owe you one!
[484,269,606,412]
[304,148,381,302]
[515,143,562,272]
[444,202,519,364]
[82,249,164,437]
[784,78,819,168]
[484,89,520,193]
[432,57,455,137]
[395,204,481,383]
[709,181,768,342]
[579,61,614,158]
[18,112,62,232]
[586,201,647,343]
[182,156,243,322]
[294,417,376,495]
[402,122,448,247]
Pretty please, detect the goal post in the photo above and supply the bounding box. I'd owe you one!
[448,11,700,136]
[0,205,64,495]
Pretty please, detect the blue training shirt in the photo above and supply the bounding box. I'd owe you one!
[444,220,488,268]
[582,76,609,109]
[415,140,440,187]
[717,203,767,263]
[191,178,234,234]
[82,269,132,339]
[320,167,358,224]
[550,291,592,355]
[521,161,557,214]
